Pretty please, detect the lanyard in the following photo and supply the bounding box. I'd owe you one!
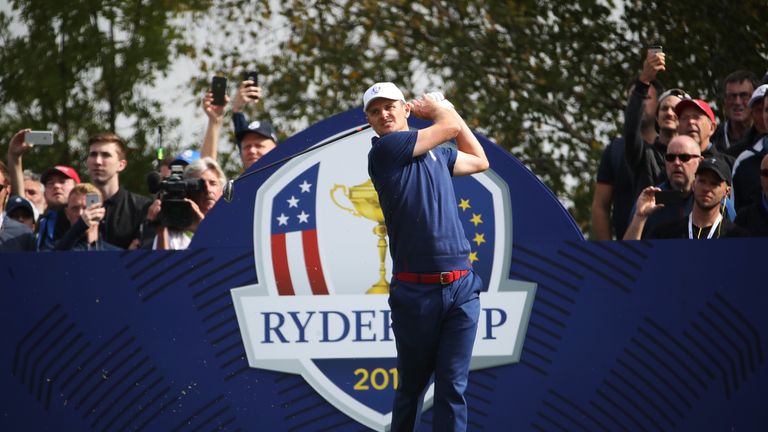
[688,213,722,239]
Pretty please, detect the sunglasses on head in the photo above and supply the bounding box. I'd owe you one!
[761,169,768,177]
[665,153,699,163]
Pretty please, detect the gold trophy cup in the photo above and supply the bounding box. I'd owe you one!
[330,179,389,294]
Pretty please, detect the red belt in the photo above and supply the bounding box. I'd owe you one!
[394,269,469,285]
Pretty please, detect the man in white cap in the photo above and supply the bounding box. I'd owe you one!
[364,82,489,431]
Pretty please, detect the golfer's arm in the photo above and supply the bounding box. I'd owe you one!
[413,109,460,157]
[452,112,489,176]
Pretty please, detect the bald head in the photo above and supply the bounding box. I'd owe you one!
[665,135,702,192]
[667,135,701,156]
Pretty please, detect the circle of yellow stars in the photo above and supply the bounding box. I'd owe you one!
[458,198,485,263]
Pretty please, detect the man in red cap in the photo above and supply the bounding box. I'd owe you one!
[6,128,82,249]
[674,99,733,167]
[36,165,82,250]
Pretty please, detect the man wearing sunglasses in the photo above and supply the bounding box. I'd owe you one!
[624,135,702,239]
[712,70,759,155]
[645,157,748,239]
[734,154,768,236]
[625,134,739,240]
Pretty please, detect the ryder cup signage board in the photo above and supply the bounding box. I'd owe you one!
[229,124,535,430]
[0,108,766,431]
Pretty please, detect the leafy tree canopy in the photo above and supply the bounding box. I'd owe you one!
[0,0,210,194]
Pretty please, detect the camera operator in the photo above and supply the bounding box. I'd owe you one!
[150,157,226,250]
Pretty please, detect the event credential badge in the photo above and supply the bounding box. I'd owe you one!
[231,125,536,431]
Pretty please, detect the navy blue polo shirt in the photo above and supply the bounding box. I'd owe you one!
[368,130,471,273]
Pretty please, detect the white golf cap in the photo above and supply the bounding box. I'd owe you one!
[748,84,768,108]
[362,82,405,112]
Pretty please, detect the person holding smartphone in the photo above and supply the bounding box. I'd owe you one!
[53,183,119,251]
[200,72,279,171]
[624,135,702,239]
[623,47,674,200]
[625,135,738,239]
[646,157,749,239]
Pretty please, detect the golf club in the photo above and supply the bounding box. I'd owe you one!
[222,124,372,202]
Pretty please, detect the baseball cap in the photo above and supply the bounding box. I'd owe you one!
[696,157,732,185]
[170,149,200,167]
[5,195,39,223]
[674,99,716,124]
[40,165,81,185]
[747,84,768,108]
[657,88,691,108]
[235,120,279,146]
[363,82,406,112]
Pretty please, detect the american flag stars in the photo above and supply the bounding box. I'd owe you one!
[274,177,315,230]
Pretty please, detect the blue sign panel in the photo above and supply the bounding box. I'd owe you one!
[1,108,765,431]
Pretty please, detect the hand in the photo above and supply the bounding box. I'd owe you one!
[202,91,228,123]
[7,128,33,160]
[409,93,452,120]
[232,80,262,113]
[639,50,665,84]
[425,91,454,109]
[146,198,162,222]
[81,204,105,227]
[635,186,664,218]
[184,198,205,225]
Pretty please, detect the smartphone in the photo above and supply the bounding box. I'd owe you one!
[211,76,227,106]
[86,192,100,208]
[24,130,54,146]
[655,190,686,206]
[648,45,663,55]
[243,70,259,87]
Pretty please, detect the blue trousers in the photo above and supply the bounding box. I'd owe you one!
[388,270,482,432]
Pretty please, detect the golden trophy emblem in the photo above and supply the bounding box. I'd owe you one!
[330,179,390,294]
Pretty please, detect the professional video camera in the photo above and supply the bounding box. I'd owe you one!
[147,165,204,229]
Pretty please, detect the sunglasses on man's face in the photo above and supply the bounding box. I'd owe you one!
[665,153,699,163]
[761,169,768,177]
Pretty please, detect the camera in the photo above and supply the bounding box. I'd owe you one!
[148,165,204,229]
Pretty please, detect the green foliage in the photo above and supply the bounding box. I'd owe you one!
[197,0,765,234]
[0,0,209,194]
[624,0,768,105]
[2,0,765,233]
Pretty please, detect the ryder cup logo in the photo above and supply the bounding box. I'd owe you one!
[231,125,536,431]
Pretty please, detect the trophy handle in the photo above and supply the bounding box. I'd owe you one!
[330,184,359,217]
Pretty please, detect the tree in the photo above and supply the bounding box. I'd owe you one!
[0,0,209,193]
[202,0,636,233]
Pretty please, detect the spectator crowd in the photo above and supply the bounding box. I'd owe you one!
[0,75,279,251]
[592,50,768,239]
[2,55,768,252]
